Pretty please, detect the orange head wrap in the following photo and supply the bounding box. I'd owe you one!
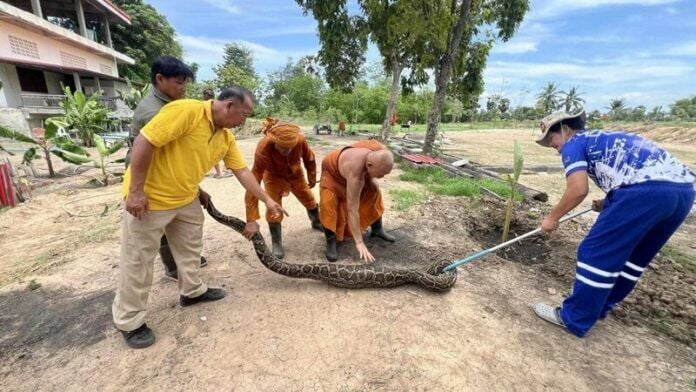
[263,117,300,149]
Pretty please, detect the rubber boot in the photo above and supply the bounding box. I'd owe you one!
[269,223,285,259]
[307,207,323,231]
[159,235,178,280]
[324,228,338,262]
[369,218,396,242]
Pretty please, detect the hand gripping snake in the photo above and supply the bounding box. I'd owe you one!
[205,201,457,291]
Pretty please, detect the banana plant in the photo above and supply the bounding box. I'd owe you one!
[92,134,125,186]
[51,85,111,147]
[117,78,151,110]
[0,123,91,177]
[500,140,524,242]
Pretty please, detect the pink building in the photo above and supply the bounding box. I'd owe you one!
[0,0,135,133]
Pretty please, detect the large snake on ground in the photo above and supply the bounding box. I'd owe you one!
[205,201,457,291]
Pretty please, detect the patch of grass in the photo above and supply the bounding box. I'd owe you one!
[660,246,696,274]
[26,279,41,291]
[389,189,426,211]
[398,163,523,200]
[304,135,330,147]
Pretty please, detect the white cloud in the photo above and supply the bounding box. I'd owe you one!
[201,0,240,15]
[530,0,681,19]
[179,34,317,80]
[664,41,696,56]
[484,58,692,85]
[493,41,538,54]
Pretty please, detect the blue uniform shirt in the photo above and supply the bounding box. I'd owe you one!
[561,130,695,193]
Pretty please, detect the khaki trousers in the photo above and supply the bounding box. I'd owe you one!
[112,199,208,331]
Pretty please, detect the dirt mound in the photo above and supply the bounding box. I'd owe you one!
[420,195,696,347]
[606,122,696,143]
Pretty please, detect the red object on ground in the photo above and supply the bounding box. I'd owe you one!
[0,163,17,207]
[401,154,443,165]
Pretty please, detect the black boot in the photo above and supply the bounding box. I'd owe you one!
[369,218,396,242]
[324,228,338,262]
[159,235,178,280]
[269,223,285,259]
[307,207,323,231]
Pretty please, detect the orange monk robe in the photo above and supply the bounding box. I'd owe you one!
[244,134,318,223]
[319,140,385,241]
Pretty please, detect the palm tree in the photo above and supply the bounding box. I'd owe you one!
[535,82,561,114]
[561,86,585,112]
[648,105,665,121]
[606,98,627,120]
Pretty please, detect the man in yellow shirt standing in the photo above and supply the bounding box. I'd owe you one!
[113,86,284,349]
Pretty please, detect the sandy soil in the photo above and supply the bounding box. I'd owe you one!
[1,131,694,391]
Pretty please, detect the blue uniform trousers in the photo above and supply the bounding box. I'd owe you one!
[560,181,694,337]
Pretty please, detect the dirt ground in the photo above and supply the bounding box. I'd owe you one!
[1,129,695,391]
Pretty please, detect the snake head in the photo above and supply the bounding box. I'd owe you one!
[426,259,455,275]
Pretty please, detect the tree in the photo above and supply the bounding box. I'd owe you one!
[444,96,464,123]
[111,0,183,82]
[536,82,561,115]
[0,123,92,178]
[422,0,529,154]
[648,105,666,121]
[265,58,324,115]
[606,98,627,121]
[296,1,368,90]
[561,86,585,113]
[51,86,111,147]
[213,43,259,93]
[116,79,151,110]
[670,96,696,120]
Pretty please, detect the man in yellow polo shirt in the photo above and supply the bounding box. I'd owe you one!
[113,86,284,349]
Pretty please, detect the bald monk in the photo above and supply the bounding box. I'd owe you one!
[320,140,395,262]
[244,118,322,259]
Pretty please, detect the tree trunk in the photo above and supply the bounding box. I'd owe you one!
[380,53,403,141]
[423,0,473,155]
[43,146,54,178]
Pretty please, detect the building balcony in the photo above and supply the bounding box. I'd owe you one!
[20,92,121,115]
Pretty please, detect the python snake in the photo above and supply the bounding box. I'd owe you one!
[205,201,457,291]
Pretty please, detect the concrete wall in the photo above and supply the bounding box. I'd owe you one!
[0,20,119,78]
[0,107,31,134]
[0,63,23,108]
[43,70,65,95]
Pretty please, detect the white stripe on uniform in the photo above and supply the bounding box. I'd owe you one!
[619,272,640,282]
[577,262,620,277]
[625,261,645,272]
[576,274,615,289]
[565,161,588,175]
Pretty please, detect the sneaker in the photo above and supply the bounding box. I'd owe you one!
[119,323,155,349]
[533,302,565,328]
[180,288,226,307]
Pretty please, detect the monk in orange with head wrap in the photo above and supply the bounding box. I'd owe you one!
[320,140,395,262]
[243,118,322,258]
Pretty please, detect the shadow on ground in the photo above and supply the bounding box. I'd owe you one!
[0,287,113,361]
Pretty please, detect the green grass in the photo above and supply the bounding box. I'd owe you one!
[26,279,41,291]
[660,246,696,274]
[398,163,522,200]
[389,189,426,211]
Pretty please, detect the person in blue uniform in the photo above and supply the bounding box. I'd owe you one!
[533,110,695,337]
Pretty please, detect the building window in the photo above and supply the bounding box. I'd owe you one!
[16,67,48,93]
[9,35,40,59]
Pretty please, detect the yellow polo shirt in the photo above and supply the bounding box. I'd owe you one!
[122,99,247,210]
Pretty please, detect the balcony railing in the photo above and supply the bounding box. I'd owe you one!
[20,93,119,111]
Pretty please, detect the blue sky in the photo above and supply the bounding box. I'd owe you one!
[146,0,696,111]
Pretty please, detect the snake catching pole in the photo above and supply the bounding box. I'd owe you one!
[443,208,593,272]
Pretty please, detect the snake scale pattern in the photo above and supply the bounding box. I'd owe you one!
[206,201,457,291]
